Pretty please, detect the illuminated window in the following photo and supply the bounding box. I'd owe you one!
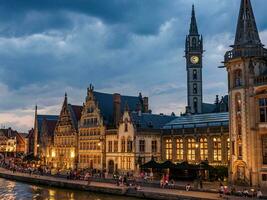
[165,139,172,160]
[187,138,196,161]
[213,137,222,161]
[108,141,112,153]
[114,141,118,152]
[227,138,230,161]
[259,98,267,122]
[176,138,183,160]
[121,157,126,169]
[200,137,208,161]
[126,157,131,170]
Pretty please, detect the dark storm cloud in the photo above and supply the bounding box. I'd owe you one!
[0,0,266,131]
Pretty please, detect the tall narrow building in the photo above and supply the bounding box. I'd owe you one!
[185,5,203,114]
[225,0,267,187]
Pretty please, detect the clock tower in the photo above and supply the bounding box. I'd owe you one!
[185,5,203,114]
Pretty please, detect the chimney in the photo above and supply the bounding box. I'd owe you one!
[113,93,121,127]
[143,97,149,113]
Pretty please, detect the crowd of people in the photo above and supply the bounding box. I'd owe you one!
[0,161,265,199]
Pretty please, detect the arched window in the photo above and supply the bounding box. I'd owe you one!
[235,93,242,113]
[187,138,196,161]
[165,139,173,160]
[193,84,197,94]
[234,69,242,87]
[200,137,208,161]
[193,98,198,113]
[213,137,222,161]
[193,70,197,80]
[176,138,183,160]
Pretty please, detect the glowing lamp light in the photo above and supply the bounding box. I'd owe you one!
[70,151,75,158]
[51,151,56,158]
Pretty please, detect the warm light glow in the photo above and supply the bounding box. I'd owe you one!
[98,142,101,146]
[51,150,56,158]
[37,144,40,147]
[70,151,75,158]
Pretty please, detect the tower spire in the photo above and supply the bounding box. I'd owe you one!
[189,4,199,35]
[234,0,262,47]
[63,92,68,106]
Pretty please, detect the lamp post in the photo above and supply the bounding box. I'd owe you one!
[98,135,105,175]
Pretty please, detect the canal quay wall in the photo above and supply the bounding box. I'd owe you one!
[0,169,220,200]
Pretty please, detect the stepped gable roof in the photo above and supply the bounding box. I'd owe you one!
[131,112,177,130]
[93,91,141,125]
[37,115,58,133]
[163,112,229,129]
[68,104,83,130]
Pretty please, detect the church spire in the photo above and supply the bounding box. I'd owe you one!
[234,0,262,47]
[189,5,199,35]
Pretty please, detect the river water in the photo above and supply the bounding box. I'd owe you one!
[0,177,145,200]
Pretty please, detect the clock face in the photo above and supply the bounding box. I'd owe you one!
[190,56,199,64]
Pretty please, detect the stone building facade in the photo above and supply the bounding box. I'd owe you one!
[163,113,229,165]
[225,0,267,187]
[105,109,175,173]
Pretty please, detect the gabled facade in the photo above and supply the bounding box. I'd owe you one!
[51,94,82,169]
[78,85,105,169]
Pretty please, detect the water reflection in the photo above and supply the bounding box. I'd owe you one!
[0,178,144,200]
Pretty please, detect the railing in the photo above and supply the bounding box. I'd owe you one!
[224,47,267,62]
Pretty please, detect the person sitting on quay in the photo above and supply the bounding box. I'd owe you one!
[186,183,191,191]
[257,188,263,199]
[242,188,249,198]
[169,179,175,189]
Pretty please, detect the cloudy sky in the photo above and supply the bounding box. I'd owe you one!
[0,0,266,132]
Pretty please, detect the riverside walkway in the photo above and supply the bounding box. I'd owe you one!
[0,168,260,200]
